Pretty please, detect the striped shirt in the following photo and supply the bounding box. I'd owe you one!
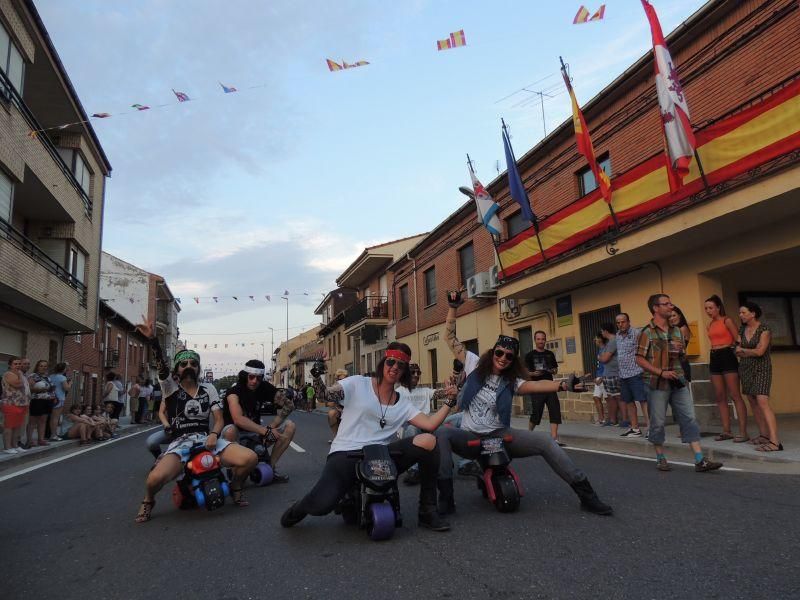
[616,327,643,378]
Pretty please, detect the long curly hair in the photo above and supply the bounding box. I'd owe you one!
[473,345,528,386]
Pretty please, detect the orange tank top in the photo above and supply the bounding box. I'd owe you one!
[708,319,734,346]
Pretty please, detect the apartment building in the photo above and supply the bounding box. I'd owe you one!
[314,287,358,385]
[0,0,111,370]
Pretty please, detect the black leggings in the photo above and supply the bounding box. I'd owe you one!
[295,436,439,516]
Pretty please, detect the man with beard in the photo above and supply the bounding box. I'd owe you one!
[133,322,257,523]
[221,359,296,482]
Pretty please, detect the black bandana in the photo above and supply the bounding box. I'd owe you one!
[495,335,520,355]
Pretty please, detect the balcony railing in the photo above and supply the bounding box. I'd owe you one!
[0,68,93,217]
[104,349,119,368]
[344,296,389,329]
[0,217,88,307]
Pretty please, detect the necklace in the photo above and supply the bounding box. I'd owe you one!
[376,385,392,429]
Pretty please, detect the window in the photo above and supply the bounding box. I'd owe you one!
[68,245,87,283]
[399,284,409,319]
[578,156,611,197]
[515,327,533,359]
[347,335,351,351]
[57,149,92,196]
[337,332,341,355]
[458,243,475,288]
[0,23,24,96]
[740,292,800,349]
[424,268,436,307]
[0,169,12,223]
[506,212,528,239]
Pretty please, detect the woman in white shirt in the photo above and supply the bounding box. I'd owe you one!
[281,342,457,532]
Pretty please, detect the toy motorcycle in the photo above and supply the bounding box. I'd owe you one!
[172,443,230,511]
[236,430,275,486]
[466,434,524,513]
[335,444,403,541]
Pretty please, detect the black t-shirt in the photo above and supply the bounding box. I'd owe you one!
[524,349,557,381]
[163,381,221,439]
[222,381,278,425]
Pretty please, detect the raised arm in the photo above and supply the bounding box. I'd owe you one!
[134,318,170,381]
[444,290,467,364]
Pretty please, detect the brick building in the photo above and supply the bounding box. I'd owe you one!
[0,0,111,372]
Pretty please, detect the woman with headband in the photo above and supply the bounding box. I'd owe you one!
[281,341,459,532]
[437,291,613,517]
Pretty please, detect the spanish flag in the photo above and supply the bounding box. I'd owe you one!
[450,29,466,47]
[561,59,611,204]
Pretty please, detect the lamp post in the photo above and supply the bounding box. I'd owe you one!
[281,296,289,388]
[259,343,265,364]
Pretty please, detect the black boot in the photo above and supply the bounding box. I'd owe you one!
[571,478,613,515]
[280,502,307,527]
[437,478,456,515]
[418,506,450,531]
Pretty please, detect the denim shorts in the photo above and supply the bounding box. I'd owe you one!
[620,375,646,404]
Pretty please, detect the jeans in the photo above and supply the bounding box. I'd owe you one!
[434,426,585,484]
[646,386,701,446]
[442,413,471,469]
[146,429,170,458]
[294,436,439,515]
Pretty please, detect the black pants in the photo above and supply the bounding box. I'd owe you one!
[295,436,439,516]
[111,402,123,420]
[135,398,147,423]
[529,392,562,425]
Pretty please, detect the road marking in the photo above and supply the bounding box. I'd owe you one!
[0,426,160,483]
[289,441,306,453]
[564,445,743,471]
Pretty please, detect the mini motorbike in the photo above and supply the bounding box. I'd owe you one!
[172,443,230,511]
[466,435,523,513]
[335,444,403,541]
[236,430,275,486]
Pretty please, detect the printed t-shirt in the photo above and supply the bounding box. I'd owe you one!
[161,376,221,439]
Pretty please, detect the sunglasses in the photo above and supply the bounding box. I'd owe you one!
[493,349,516,361]
[247,373,263,380]
[385,358,407,371]
[178,360,199,368]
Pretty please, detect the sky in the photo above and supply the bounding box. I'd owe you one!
[36,0,708,376]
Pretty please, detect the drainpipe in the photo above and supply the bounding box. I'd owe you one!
[407,253,420,359]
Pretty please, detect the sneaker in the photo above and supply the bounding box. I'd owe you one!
[3,448,18,454]
[418,509,451,532]
[456,462,482,477]
[601,421,614,427]
[555,439,567,447]
[656,457,672,471]
[271,472,290,484]
[620,428,642,438]
[644,430,650,440]
[593,420,604,426]
[49,436,63,442]
[695,458,723,472]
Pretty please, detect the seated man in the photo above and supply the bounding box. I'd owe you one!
[133,326,257,523]
[221,359,295,483]
[326,369,348,443]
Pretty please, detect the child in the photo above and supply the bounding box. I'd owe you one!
[593,334,609,425]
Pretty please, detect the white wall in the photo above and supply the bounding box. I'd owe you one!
[100,252,149,326]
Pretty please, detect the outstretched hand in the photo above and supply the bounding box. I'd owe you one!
[447,289,465,308]
[134,315,155,339]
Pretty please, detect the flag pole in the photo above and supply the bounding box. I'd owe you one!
[466,154,508,278]
[501,118,547,262]
[693,149,710,192]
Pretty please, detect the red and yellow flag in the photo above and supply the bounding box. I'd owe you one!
[561,64,611,203]
[326,59,343,71]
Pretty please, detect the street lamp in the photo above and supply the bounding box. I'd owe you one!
[458,185,475,199]
[259,343,265,364]
[281,296,289,387]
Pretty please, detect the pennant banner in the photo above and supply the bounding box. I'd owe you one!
[437,29,467,51]
[574,5,605,24]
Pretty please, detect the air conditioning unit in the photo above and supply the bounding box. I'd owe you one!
[489,264,501,288]
[466,272,494,298]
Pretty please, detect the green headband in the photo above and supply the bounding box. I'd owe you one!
[174,349,201,369]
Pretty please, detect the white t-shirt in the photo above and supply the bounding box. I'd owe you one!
[460,350,524,434]
[330,376,421,454]
[396,386,433,415]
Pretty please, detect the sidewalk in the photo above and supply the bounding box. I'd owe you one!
[0,415,153,466]
[512,414,800,474]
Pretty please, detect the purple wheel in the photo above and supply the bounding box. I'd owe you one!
[367,502,396,541]
[250,462,273,486]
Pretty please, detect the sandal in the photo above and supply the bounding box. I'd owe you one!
[231,486,249,507]
[733,436,750,443]
[714,432,734,441]
[748,435,769,445]
[755,441,784,452]
[135,500,155,523]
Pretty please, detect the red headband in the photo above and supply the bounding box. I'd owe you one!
[385,349,411,363]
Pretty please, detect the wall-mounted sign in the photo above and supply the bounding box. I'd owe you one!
[556,295,573,327]
[423,332,440,346]
[565,337,577,355]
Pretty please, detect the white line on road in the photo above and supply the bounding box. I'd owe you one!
[289,441,306,453]
[0,426,160,484]
[563,445,743,471]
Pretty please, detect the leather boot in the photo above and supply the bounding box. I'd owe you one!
[437,478,456,515]
[571,478,613,515]
[280,502,307,527]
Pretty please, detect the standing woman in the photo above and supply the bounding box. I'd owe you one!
[27,360,55,447]
[669,306,693,382]
[102,372,121,419]
[49,362,72,441]
[736,302,782,451]
[1,357,29,454]
[281,342,458,532]
[704,295,749,442]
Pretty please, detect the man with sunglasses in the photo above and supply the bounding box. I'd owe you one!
[133,323,258,523]
[221,359,295,482]
[439,290,612,516]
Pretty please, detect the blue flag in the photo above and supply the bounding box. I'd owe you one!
[502,125,537,226]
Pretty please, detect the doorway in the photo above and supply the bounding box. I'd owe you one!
[579,304,620,376]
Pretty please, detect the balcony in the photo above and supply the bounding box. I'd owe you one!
[104,349,120,369]
[344,296,389,334]
[0,217,90,331]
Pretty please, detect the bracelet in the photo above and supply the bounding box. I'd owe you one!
[208,431,219,437]
[659,369,664,377]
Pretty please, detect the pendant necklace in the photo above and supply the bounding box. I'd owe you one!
[377,387,391,429]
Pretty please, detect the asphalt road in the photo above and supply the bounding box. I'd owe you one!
[2,411,799,600]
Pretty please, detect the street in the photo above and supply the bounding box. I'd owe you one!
[2,411,799,600]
